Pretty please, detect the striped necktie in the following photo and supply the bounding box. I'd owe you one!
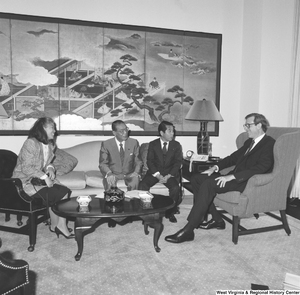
[163,142,167,156]
[245,140,255,155]
[120,143,125,164]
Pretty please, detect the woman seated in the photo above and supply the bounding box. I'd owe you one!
[13,117,74,239]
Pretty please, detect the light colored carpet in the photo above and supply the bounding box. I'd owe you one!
[1,195,300,295]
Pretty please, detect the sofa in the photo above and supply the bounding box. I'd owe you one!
[55,141,170,197]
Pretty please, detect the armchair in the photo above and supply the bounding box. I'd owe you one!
[0,252,29,295]
[0,149,47,252]
[214,127,300,244]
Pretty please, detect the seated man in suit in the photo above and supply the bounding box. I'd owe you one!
[165,113,275,243]
[139,121,183,223]
[99,120,142,191]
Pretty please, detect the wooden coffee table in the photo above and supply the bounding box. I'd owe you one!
[52,194,174,261]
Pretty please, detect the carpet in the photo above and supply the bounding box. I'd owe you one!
[1,195,300,295]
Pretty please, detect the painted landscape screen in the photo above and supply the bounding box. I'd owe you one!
[0,13,222,135]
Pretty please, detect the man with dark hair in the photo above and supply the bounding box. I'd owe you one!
[139,121,183,223]
[165,113,275,243]
[99,120,142,191]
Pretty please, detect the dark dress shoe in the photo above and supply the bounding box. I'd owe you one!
[174,207,180,214]
[198,219,226,230]
[165,228,194,243]
[167,214,177,223]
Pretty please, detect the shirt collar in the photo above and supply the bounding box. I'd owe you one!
[115,138,125,147]
[160,139,169,148]
[253,133,265,144]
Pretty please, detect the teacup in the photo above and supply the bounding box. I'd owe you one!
[76,195,92,207]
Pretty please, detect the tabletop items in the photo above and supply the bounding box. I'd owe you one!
[104,186,125,203]
[76,195,92,212]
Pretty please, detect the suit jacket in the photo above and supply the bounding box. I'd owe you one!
[99,137,142,177]
[12,138,56,196]
[217,135,275,184]
[146,138,182,177]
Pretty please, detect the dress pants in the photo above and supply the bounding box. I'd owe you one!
[139,173,180,215]
[187,173,247,228]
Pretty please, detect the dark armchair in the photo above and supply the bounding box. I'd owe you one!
[0,252,30,295]
[0,149,47,252]
[214,127,300,244]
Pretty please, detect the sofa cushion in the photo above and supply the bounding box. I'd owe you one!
[62,141,102,172]
[53,148,78,176]
[85,170,103,188]
[57,171,86,189]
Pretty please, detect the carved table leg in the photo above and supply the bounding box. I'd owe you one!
[140,213,164,253]
[74,218,95,261]
[144,224,149,235]
[152,222,163,253]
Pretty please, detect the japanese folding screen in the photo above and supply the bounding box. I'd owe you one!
[0,13,222,136]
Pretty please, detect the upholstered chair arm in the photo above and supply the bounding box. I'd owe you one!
[240,173,279,216]
[0,178,33,203]
[245,173,275,187]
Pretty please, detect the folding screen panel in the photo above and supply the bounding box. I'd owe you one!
[0,13,222,136]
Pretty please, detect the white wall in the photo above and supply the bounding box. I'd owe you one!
[0,0,296,157]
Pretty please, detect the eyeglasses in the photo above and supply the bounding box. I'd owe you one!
[243,123,256,129]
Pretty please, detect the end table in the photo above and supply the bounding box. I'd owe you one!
[182,157,220,193]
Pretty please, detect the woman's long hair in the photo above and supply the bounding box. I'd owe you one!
[28,117,57,145]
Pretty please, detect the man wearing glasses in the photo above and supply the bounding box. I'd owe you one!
[165,113,275,243]
[99,120,142,191]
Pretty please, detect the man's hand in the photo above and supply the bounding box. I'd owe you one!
[156,174,166,184]
[162,174,172,182]
[202,166,217,176]
[215,175,235,188]
[107,174,116,187]
[128,172,139,179]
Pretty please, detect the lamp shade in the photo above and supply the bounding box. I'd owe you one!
[0,103,9,119]
[185,99,223,122]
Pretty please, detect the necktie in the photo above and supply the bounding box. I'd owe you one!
[245,140,255,155]
[120,143,125,164]
[163,142,167,156]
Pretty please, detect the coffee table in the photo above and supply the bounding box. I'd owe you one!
[52,194,174,261]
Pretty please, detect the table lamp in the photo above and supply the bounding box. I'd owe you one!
[185,99,223,155]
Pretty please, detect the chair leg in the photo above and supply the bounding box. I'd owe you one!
[5,213,10,222]
[280,210,291,235]
[232,216,239,244]
[17,214,23,226]
[27,213,37,252]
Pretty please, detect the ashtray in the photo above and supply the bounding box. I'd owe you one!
[76,195,92,207]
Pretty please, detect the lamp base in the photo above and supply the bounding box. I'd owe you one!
[197,131,210,155]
